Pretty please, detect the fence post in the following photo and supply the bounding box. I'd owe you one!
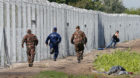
[0,0,4,67]
[11,0,17,63]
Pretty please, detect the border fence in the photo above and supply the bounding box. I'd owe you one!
[0,0,140,67]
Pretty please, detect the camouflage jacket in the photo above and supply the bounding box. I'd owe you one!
[22,34,38,47]
[71,30,87,45]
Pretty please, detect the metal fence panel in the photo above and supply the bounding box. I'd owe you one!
[0,1,140,67]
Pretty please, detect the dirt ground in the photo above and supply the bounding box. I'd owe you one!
[0,39,140,78]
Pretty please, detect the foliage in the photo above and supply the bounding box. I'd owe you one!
[101,0,126,13]
[125,8,140,15]
[48,0,126,13]
[94,50,140,73]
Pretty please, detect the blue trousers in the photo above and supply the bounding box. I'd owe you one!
[106,39,117,48]
[49,44,59,59]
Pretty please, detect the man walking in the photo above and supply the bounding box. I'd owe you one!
[71,26,87,63]
[45,27,61,61]
[22,29,38,67]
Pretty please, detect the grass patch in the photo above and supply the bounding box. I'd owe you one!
[33,71,97,78]
[94,50,140,73]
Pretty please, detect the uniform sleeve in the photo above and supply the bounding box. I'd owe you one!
[34,35,38,46]
[45,34,50,44]
[58,34,61,43]
[22,35,27,45]
[82,32,87,44]
[71,34,74,44]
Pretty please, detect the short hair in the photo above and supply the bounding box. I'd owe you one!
[27,29,32,34]
[53,27,57,31]
[76,26,80,29]
[116,30,119,33]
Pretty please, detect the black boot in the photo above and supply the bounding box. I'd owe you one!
[78,59,81,63]
[54,59,56,61]
[29,63,33,67]
[30,63,33,67]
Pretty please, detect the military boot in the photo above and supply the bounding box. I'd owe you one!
[29,63,33,67]
[78,59,81,63]
[54,59,56,61]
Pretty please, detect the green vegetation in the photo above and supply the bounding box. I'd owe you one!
[33,71,133,78]
[125,8,140,15]
[33,71,96,78]
[94,50,140,73]
[48,0,140,15]
[48,0,126,13]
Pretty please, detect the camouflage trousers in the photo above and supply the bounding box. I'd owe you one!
[26,46,35,64]
[75,43,84,60]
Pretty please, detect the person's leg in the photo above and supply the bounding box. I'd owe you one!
[81,50,84,60]
[27,47,31,67]
[113,41,117,49]
[53,46,59,61]
[75,44,81,63]
[79,44,84,60]
[49,44,54,54]
[30,47,35,66]
[106,39,114,48]
[76,51,81,63]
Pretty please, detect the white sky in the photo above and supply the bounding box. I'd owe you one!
[123,0,140,8]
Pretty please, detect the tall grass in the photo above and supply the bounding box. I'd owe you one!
[94,50,140,73]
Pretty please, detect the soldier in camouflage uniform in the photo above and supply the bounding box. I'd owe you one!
[71,26,87,63]
[22,29,38,67]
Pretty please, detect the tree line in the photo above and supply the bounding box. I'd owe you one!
[48,0,140,15]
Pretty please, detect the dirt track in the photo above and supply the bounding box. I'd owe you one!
[0,39,140,78]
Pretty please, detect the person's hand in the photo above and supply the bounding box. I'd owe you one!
[46,43,48,46]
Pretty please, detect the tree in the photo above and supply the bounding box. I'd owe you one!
[125,8,140,15]
[101,0,126,13]
[48,0,126,13]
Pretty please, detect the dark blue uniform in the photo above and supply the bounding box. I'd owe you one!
[45,32,61,60]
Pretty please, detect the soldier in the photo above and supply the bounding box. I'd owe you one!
[71,26,87,63]
[45,27,61,61]
[22,29,38,67]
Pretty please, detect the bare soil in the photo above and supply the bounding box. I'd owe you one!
[1,39,140,78]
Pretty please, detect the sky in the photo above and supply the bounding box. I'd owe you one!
[123,0,140,8]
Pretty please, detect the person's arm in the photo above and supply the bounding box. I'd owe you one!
[22,35,27,48]
[71,34,74,44]
[45,35,50,45]
[112,34,116,39]
[34,35,38,46]
[57,34,61,43]
[116,34,119,38]
[82,32,87,44]
[84,37,87,44]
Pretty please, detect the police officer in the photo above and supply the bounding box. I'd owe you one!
[45,27,61,61]
[71,26,87,63]
[22,29,38,67]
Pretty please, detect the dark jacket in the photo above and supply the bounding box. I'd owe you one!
[46,32,61,46]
